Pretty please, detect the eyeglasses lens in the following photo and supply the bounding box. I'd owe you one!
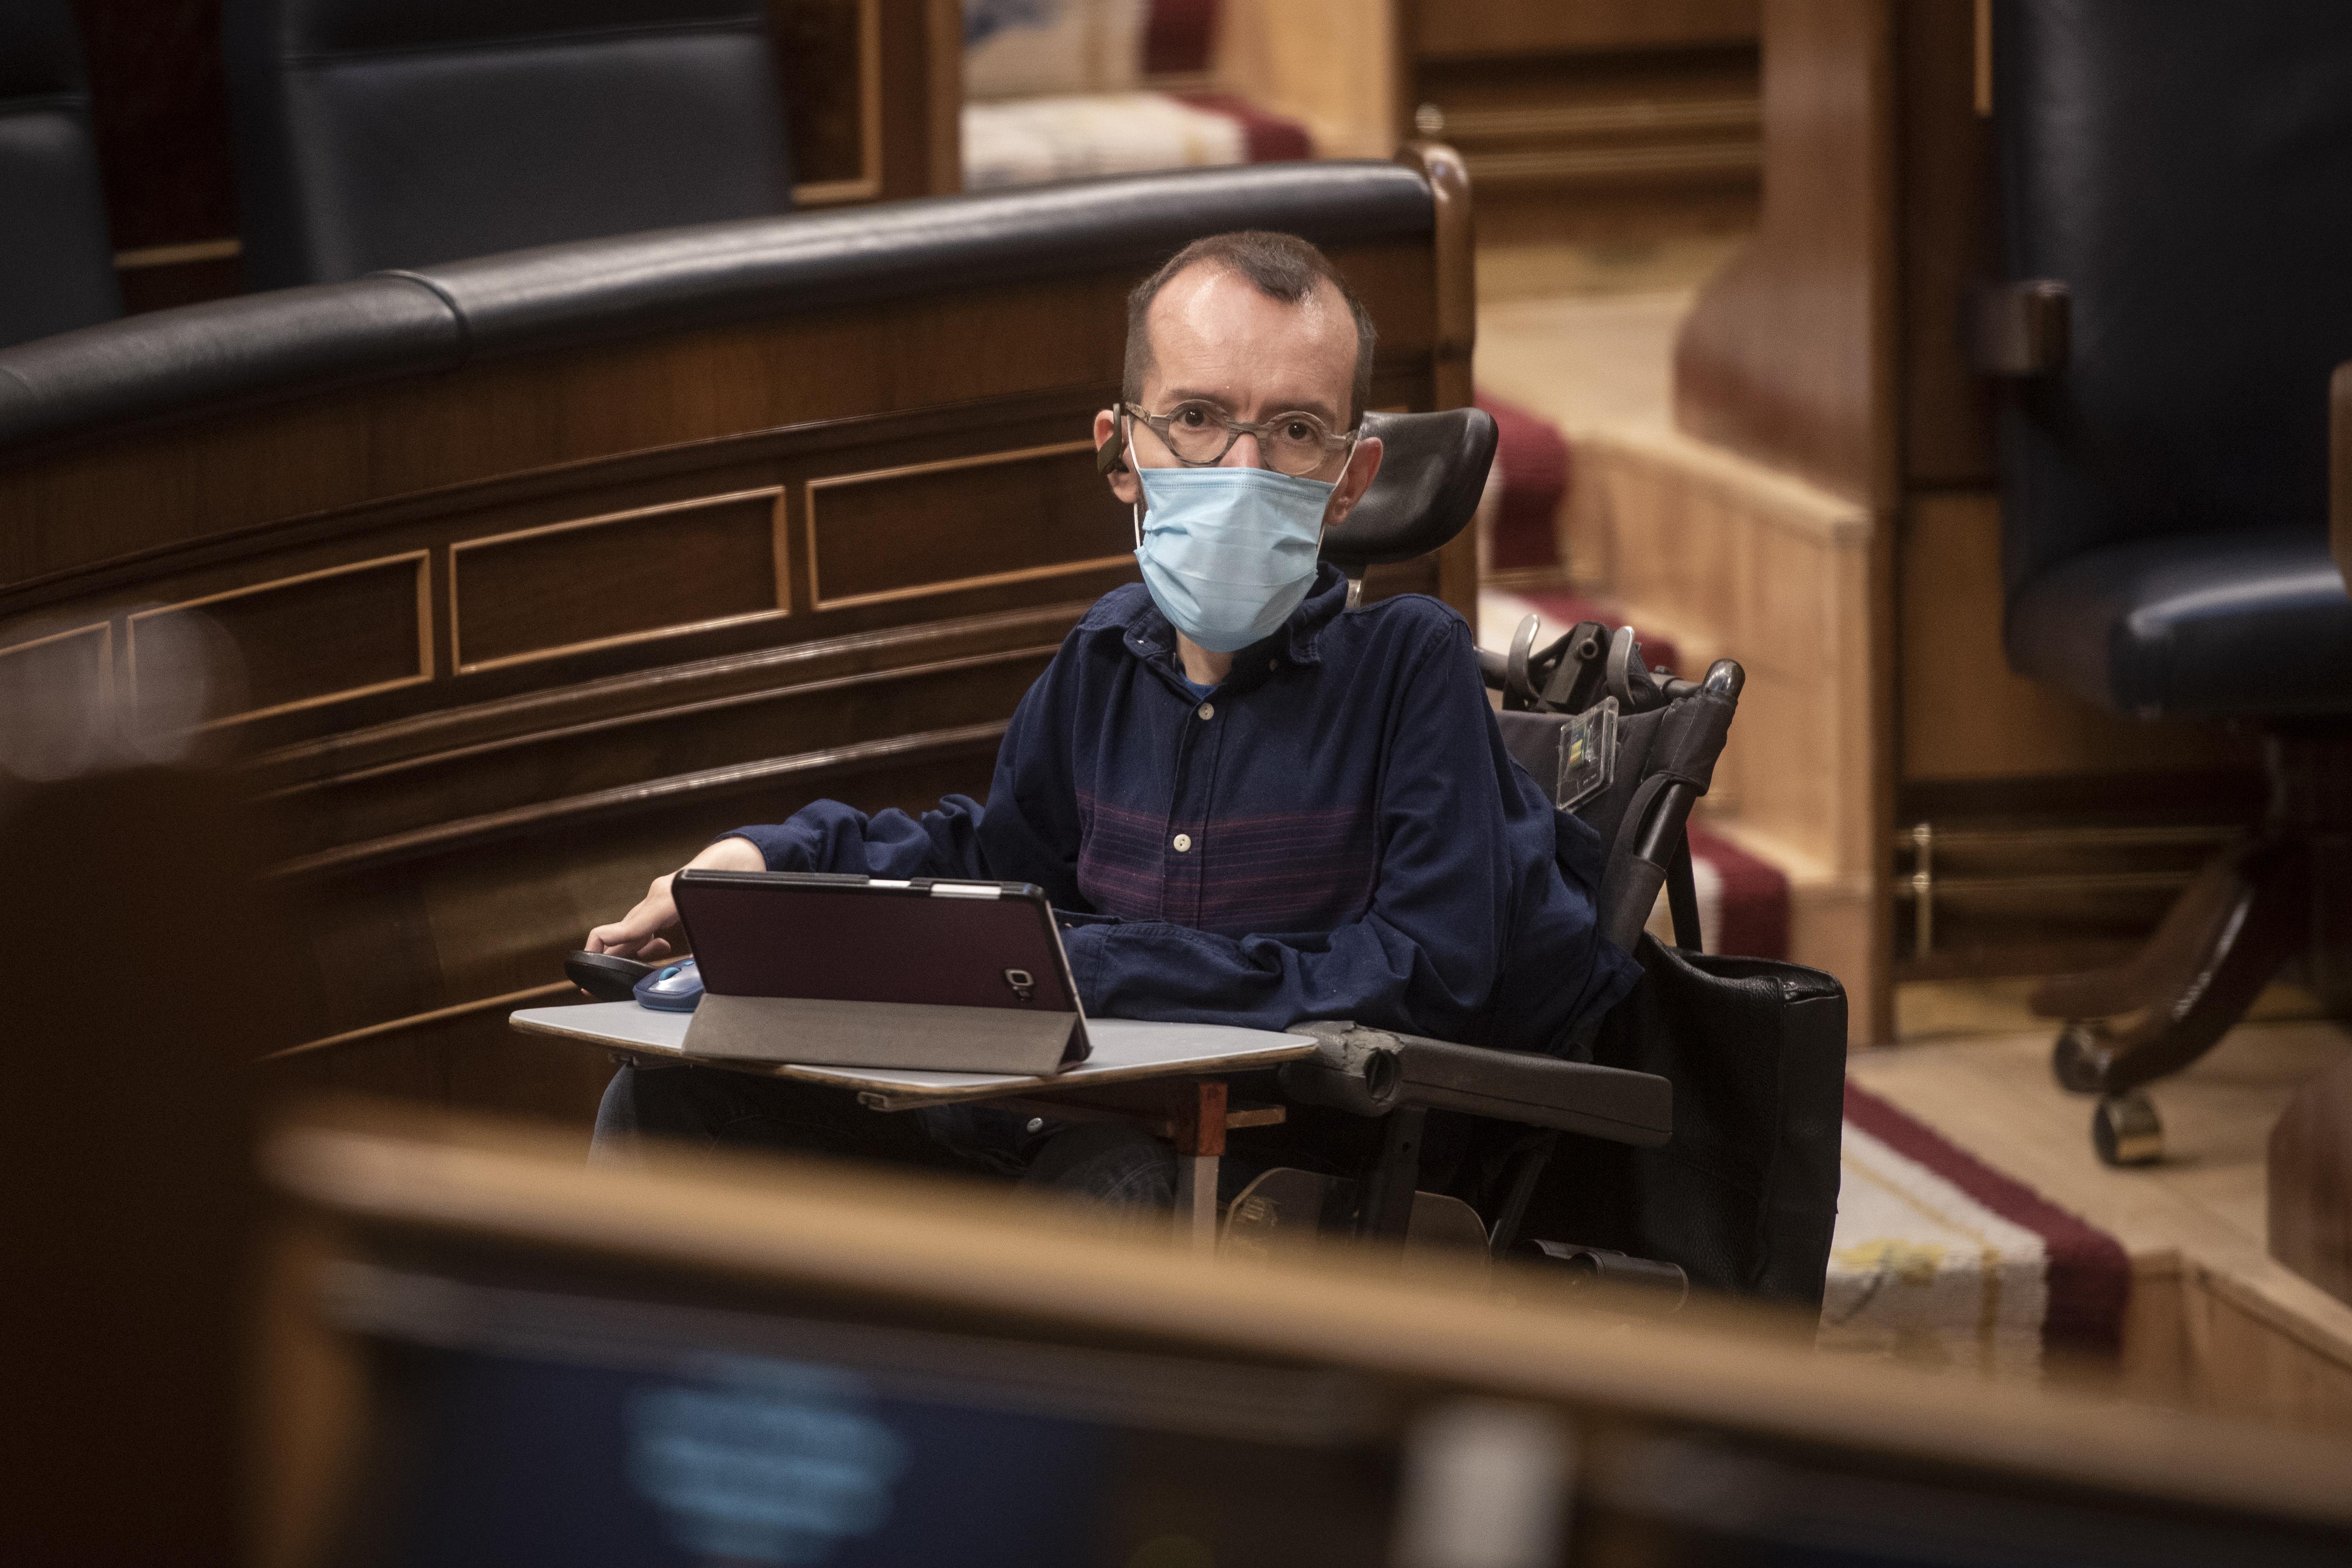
[1161,404,1335,476]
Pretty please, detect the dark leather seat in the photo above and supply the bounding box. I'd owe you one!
[1992,0,2352,1153]
[1996,0,2352,720]
[222,0,793,290]
[0,0,122,348]
[0,160,1436,457]
[2008,530,2352,720]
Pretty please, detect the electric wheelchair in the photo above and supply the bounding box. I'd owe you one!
[571,408,1848,1315]
[1227,406,1849,1316]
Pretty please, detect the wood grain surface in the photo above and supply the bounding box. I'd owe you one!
[2272,1054,2352,1311]
[1672,0,1896,511]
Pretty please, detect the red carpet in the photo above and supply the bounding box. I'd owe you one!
[1686,823,1789,963]
[1836,1083,2133,1363]
[1476,390,1571,573]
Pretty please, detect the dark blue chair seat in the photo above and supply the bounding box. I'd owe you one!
[2007,529,2352,720]
[0,0,122,348]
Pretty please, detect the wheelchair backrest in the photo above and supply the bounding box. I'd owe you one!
[1492,637,1741,953]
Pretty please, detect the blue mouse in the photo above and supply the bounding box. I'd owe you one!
[633,957,705,1012]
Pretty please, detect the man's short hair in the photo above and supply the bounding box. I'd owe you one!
[1122,231,1377,424]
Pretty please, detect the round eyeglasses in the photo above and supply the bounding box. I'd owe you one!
[1120,400,1357,478]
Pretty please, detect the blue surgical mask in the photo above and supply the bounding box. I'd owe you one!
[1132,459,1338,654]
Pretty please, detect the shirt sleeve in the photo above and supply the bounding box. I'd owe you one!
[1057,616,1633,1050]
[716,629,1089,896]
[717,795,989,880]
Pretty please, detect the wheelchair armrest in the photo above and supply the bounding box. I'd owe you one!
[1280,1022,1671,1148]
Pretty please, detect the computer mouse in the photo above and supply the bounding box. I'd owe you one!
[633,957,705,1012]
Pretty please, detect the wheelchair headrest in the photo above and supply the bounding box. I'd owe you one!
[1320,406,1497,575]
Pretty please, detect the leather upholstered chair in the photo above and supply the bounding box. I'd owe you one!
[1991,1,2352,1161]
[0,0,123,348]
[223,0,793,289]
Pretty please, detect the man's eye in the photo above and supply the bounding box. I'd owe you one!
[1282,421,1314,442]
[1175,407,1210,428]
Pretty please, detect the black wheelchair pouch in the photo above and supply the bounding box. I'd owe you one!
[1531,934,1847,1313]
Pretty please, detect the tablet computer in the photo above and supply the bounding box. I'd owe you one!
[670,870,1090,1074]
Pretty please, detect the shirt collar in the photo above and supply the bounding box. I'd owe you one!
[1089,562,1352,687]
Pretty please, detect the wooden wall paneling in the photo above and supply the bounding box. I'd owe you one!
[806,442,1128,610]
[773,0,884,205]
[0,617,111,695]
[917,0,966,197]
[275,646,1059,856]
[1894,0,1998,488]
[450,488,790,673]
[0,243,1434,589]
[3,393,1158,759]
[1395,0,1760,250]
[1410,0,1761,59]
[253,599,1096,793]
[1213,0,1402,161]
[1673,0,1897,511]
[774,0,964,202]
[0,619,114,773]
[125,551,433,728]
[72,0,247,312]
[1414,63,1762,194]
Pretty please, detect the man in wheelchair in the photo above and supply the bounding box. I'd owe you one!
[587,230,1642,1206]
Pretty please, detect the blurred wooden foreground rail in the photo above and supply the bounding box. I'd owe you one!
[0,149,1478,1132]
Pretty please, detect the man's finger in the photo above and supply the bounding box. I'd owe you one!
[586,921,639,955]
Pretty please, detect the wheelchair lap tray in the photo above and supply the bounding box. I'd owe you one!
[665,870,1092,1075]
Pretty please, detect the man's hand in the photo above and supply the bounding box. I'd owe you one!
[586,835,767,958]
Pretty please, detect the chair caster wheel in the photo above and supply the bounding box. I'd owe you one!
[2092,1089,2163,1167]
[2051,1024,2109,1094]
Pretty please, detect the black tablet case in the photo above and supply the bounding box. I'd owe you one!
[671,871,1090,1076]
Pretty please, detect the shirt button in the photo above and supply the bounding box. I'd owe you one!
[1173,833,1193,853]
[1197,702,1215,721]
[1268,658,1280,671]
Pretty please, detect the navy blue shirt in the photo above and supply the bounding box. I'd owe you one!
[724,565,1640,1056]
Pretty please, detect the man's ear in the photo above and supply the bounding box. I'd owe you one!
[1093,408,1140,505]
[1325,435,1384,525]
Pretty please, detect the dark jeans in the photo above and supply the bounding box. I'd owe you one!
[592,1062,1411,1211]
